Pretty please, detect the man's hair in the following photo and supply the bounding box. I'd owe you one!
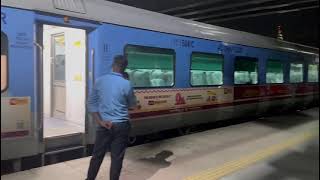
[112,55,128,72]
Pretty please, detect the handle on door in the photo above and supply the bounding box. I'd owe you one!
[90,49,95,87]
[34,41,44,141]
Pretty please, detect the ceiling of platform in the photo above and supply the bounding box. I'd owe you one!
[106,0,319,47]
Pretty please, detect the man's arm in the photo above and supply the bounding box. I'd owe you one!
[87,82,112,129]
[87,82,99,113]
[92,112,102,125]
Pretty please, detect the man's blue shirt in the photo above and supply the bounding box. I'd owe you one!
[87,72,137,122]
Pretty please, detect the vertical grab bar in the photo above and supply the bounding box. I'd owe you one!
[34,42,44,141]
[90,49,95,87]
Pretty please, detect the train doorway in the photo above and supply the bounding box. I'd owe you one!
[42,25,86,138]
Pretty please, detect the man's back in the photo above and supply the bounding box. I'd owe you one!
[87,72,136,122]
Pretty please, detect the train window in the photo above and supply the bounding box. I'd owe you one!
[1,31,8,92]
[290,63,303,83]
[53,34,66,81]
[124,45,175,88]
[266,60,284,83]
[308,64,319,82]
[234,57,258,85]
[190,52,223,86]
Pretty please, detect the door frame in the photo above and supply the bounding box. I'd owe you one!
[35,15,99,145]
[50,32,66,119]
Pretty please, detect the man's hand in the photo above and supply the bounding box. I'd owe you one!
[99,120,113,129]
[92,112,113,129]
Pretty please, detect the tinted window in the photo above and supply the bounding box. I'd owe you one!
[234,57,258,85]
[125,45,174,88]
[290,63,303,83]
[266,60,284,83]
[308,64,319,82]
[190,53,223,86]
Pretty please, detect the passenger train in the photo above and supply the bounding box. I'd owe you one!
[1,0,318,168]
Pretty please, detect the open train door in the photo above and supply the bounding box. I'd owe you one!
[1,7,41,169]
[38,18,100,163]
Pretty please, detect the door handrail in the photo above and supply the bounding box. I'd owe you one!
[90,48,95,87]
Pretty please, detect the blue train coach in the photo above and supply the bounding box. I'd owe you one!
[1,0,318,169]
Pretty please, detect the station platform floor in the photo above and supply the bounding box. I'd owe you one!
[2,107,319,180]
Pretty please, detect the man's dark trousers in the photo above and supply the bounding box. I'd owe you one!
[87,121,130,180]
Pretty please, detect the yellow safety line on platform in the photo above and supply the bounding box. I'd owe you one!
[184,129,318,180]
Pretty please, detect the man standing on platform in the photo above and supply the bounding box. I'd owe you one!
[86,55,137,180]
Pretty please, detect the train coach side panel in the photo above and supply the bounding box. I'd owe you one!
[1,7,41,160]
[88,23,318,136]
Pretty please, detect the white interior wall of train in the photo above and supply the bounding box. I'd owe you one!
[42,25,86,137]
[1,0,318,55]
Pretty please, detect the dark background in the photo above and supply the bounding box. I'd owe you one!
[107,0,319,47]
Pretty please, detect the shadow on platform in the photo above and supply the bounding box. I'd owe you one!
[124,150,173,180]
